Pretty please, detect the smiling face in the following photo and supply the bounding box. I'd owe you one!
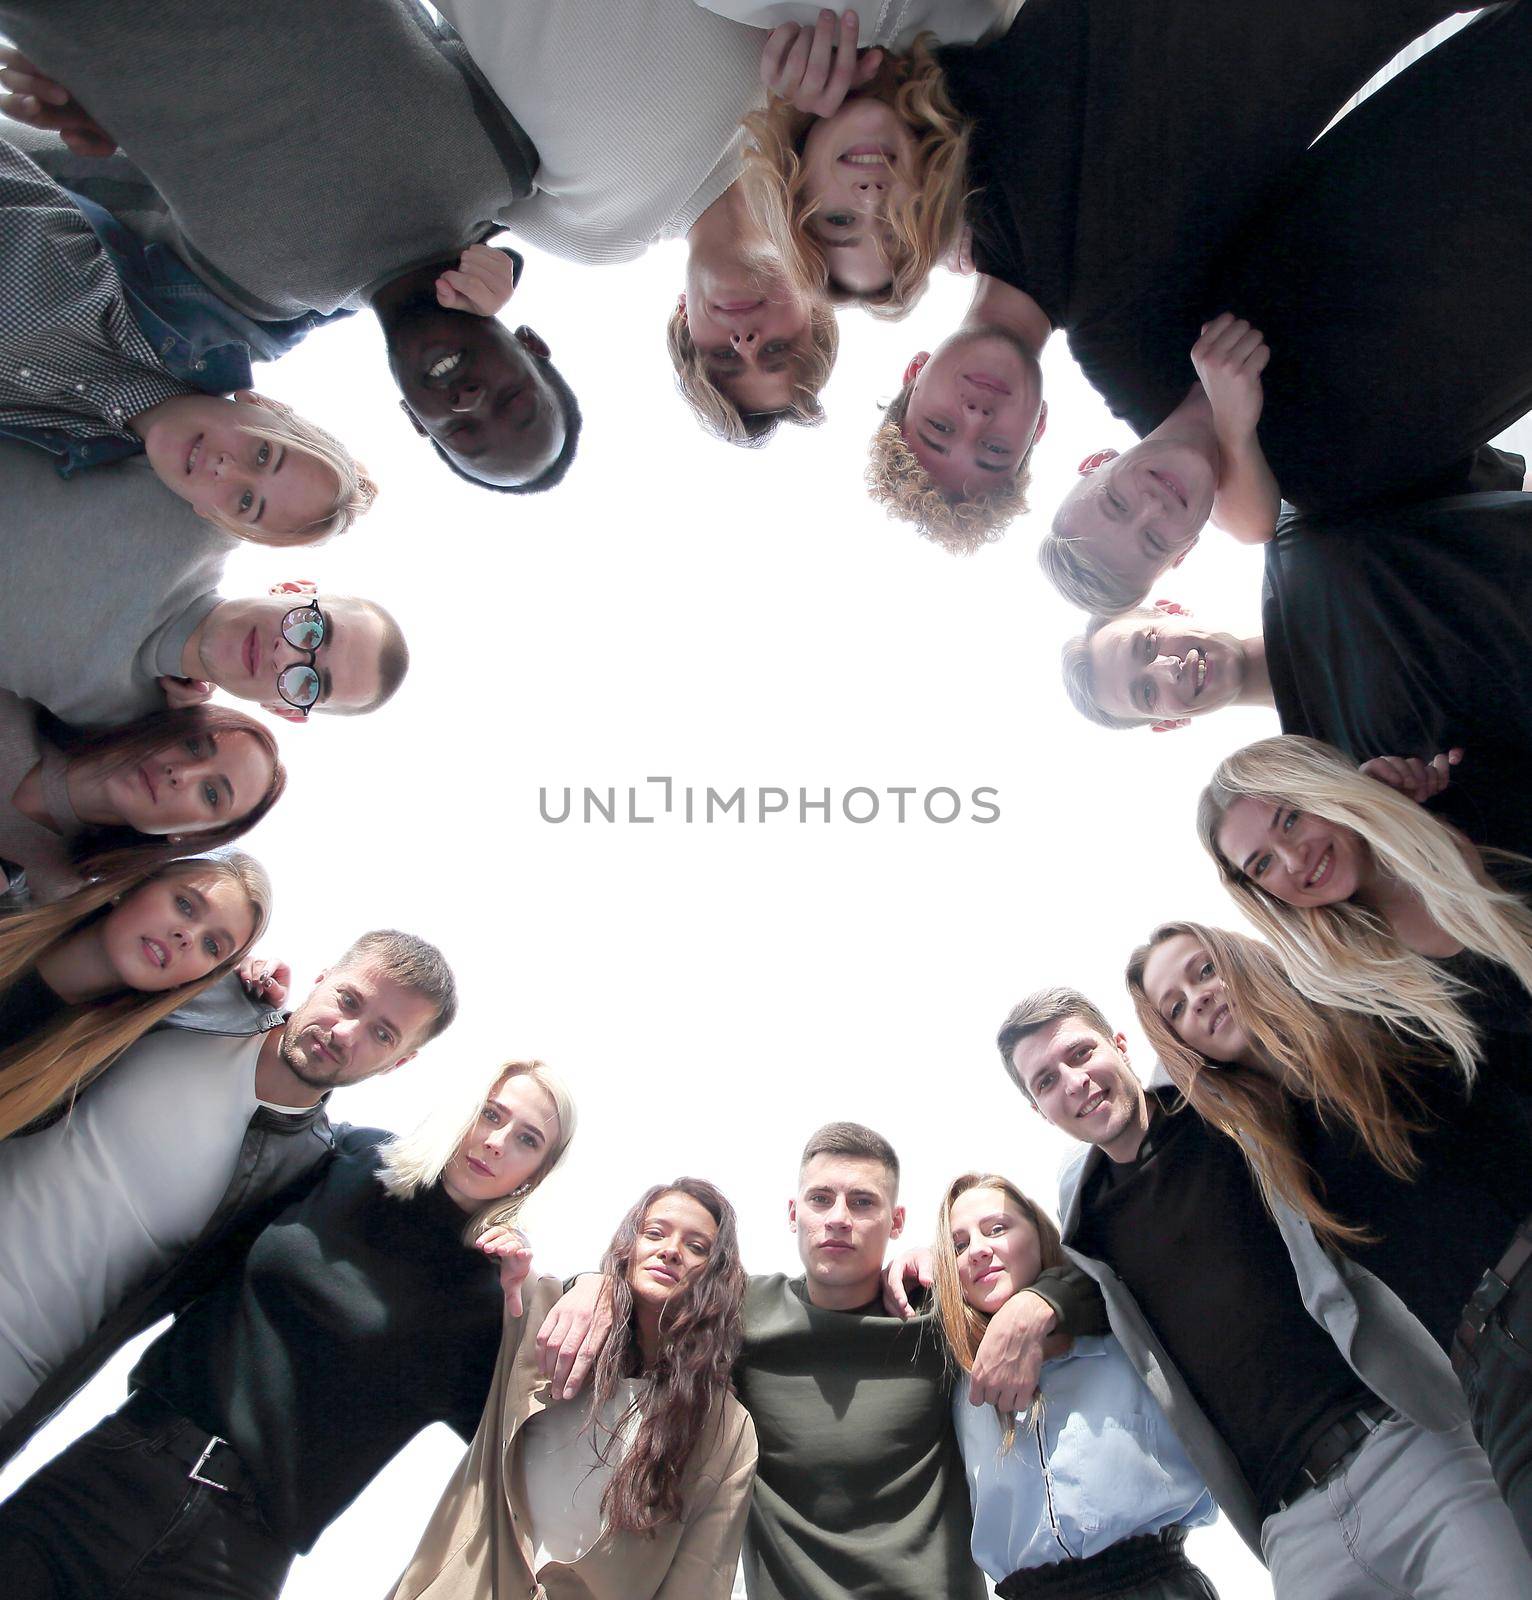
[277,961,440,1090]
[1088,616,1249,724]
[1216,795,1368,909]
[134,393,338,539]
[790,1153,903,1302]
[679,279,815,418]
[1141,932,1252,1065]
[901,329,1044,500]
[386,310,566,487]
[1053,440,1216,595]
[100,729,274,838]
[100,867,257,993]
[440,1071,562,1211]
[799,97,916,296]
[1009,1018,1143,1157]
[949,1186,1042,1316]
[627,1190,720,1317]
[194,594,385,717]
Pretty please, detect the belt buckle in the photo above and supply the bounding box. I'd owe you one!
[188,1435,235,1493]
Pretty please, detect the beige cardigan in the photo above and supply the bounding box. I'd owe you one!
[390,1276,757,1600]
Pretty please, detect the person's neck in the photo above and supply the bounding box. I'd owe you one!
[1097,1091,1152,1164]
[635,1302,664,1370]
[33,922,124,1004]
[963,275,1052,353]
[803,1269,882,1312]
[1151,384,1222,474]
[9,759,59,831]
[178,606,222,683]
[683,178,750,264]
[1236,635,1273,708]
[368,259,459,325]
[253,1023,324,1108]
[61,754,125,829]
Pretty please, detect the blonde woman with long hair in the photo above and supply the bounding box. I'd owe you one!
[931,1172,1217,1597]
[1198,734,1532,1076]
[1129,918,1532,1548]
[0,850,270,1139]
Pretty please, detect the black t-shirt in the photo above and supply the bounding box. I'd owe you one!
[937,0,1465,430]
[1070,1089,1373,1518]
[1263,482,1532,860]
[0,967,66,1045]
[131,1127,502,1552]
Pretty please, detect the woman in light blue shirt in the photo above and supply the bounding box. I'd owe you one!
[934,1172,1218,1597]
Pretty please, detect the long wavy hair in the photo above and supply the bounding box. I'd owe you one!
[1125,920,1435,1247]
[742,38,971,318]
[931,1171,1066,1448]
[42,704,286,883]
[588,1178,746,1535]
[377,1058,577,1244]
[1197,735,1532,1076]
[0,851,272,1139]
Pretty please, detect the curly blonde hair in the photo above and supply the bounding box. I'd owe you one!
[666,298,840,446]
[742,40,970,319]
[206,393,379,548]
[865,381,1032,553]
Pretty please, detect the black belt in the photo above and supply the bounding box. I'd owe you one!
[120,1390,259,1499]
[996,1526,1192,1599]
[1276,1399,1393,1511]
[1452,1218,1532,1378]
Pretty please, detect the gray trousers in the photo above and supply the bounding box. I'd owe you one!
[1262,1413,1532,1598]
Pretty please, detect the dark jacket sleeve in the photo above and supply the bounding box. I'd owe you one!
[1028,1261,1110,1338]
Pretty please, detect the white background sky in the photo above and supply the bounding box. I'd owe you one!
[4,15,1515,1599]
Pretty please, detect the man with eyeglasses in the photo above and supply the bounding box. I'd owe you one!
[0,436,406,726]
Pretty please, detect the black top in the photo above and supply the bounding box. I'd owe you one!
[1263,481,1532,860]
[1071,1089,1373,1518]
[937,0,1464,429]
[0,967,66,1046]
[131,1126,502,1552]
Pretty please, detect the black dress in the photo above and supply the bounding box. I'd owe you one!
[1262,474,1532,860]
[936,0,1468,428]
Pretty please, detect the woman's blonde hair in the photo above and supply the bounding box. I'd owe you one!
[378,1058,577,1244]
[666,297,839,445]
[206,393,379,548]
[1125,919,1434,1248]
[931,1171,1065,1448]
[1197,735,1532,1076]
[0,851,272,1140]
[742,39,971,319]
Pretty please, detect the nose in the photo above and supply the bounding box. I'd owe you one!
[1272,837,1306,874]
[450,381,485,414]
[170,926,190,949]
[730,327,760,351]
[962,395,993,418]
[658,1236,683,1264]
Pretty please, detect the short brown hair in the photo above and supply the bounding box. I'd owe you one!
[321,596,409,717]
[799,1120,900,1191]
[1060,610,1160,731]
[336,928,458,1043]
[995,988,1116,1102]
[866,382,1034,554]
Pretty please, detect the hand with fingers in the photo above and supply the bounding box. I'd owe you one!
[436,244,519,318]
[1192,313,1270,445]
[881,1244,933,1319]
[534,1273,614,1400]
[1361,749,1463,805]
[237,957,292,1010]
[0,48,116,157]
[478,1225,535,1317]
[967,1289,1059,1412]
[759,9,883,117]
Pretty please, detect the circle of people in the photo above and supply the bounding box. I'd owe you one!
[0,3,1529,1599]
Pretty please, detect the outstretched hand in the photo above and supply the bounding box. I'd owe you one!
[1361,749,1462,804]
[478,1225,535,1318]
[435,244,519,318]
[760,10,883,117]
[0,48,117,157]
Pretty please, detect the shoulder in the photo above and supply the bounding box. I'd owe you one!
[333,1124,393,1166]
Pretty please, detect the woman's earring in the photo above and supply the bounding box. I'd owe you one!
[512,1183,532,1198]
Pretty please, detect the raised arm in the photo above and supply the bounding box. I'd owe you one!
[1193,314,1280,544]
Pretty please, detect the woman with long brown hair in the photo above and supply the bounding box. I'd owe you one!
[393,1177,756,1600]
[0,692,285,906]
[1128,918,1532,1546]
[930,1171,1217,1597]
[0,850,270,1139]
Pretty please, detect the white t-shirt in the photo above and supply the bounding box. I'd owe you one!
[0,1028,272,1423]
[520,1377,647,1568]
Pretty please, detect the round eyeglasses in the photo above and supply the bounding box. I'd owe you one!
[275,603,327,715]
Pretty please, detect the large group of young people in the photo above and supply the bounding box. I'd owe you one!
[0,2,1528,1597]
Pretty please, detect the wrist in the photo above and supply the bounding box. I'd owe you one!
[1018,1288,1059,1334]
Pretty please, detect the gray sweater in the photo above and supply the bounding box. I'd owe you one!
[0,442,230,727]
[0,0,538,317]
[0,691,84,904]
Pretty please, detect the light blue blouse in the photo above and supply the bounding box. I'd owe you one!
[953,1334,1216,1579]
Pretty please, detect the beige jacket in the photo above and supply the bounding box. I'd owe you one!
[391,1277,757,1600]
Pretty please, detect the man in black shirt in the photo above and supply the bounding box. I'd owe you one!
[991,986,1531,1595]
[1059,480,1532,858]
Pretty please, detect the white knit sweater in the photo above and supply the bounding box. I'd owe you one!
[696,0,1021,51]
[437,0,767,264]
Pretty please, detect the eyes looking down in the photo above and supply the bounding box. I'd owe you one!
[1139,932,1251,1065]
[442,1071,564,1210]
[949,1187,1043,1315]
[104,730,274,835]
[1215,796,1366,909]
[629,1191,720,1307]
[799,97,916,296]
[102,869,258,993]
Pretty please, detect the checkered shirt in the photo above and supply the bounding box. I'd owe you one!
[0,139,193,452]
